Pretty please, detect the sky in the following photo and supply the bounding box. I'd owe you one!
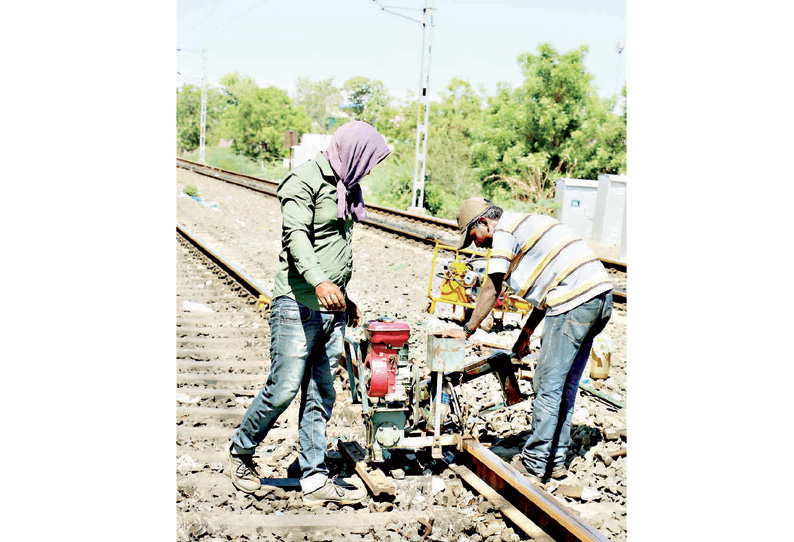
[176,0,626,101]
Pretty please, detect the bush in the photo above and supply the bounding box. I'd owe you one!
[183,185,199,198]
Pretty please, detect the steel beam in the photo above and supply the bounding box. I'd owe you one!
[458,438,609,542]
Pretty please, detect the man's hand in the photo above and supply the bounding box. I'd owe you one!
[315,281,346,312]
[345,297,362,327]
[439,328,467,339]
[512,328,533,359]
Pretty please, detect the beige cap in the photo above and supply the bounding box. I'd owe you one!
[456,197,492,249]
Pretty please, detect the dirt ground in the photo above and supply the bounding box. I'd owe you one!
[177,169,628,541]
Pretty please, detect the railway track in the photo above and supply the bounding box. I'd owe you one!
[176,157,459,246]
[176,157,627,304]
[177,225,613,542]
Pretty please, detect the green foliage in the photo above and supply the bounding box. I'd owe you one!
[219,72,259,106]
[365,141,414,209]
[470,43,625,207]
[421,79,488,217]
[176,74,254,152]
[561,94,626,179]
[294,77,345,133]
[176,85,224,153]
[342,76,392,132]
[229,86,311,161]
[183,185,199,197]
[180,146,289,181]
[176,85,201,152]
[176,45,626,220]
[212,72,261,142]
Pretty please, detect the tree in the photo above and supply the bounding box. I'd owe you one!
[213,72,260,141]
[422,79,487,216]
[342,76,391,131]
[219,72,259,107]
[228,86,311,161]
[176,84,224,152]
[561,93,626,180]
[176,84,202,153]
[294,77,344,133]
[471,43,625,207]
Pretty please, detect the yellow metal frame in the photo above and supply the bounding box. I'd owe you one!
[426,240,532,321]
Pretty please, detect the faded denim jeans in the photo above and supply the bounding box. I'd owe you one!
[230,296,344,494]
[521,291,613,478]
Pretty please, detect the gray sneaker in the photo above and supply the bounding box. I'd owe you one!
[512,458,567,484]
[302,479,367,507]
[225,444,261,494]
[550,464,568,479]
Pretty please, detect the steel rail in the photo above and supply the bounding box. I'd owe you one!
[176,220,612,541]
[599,257,627,273]
[178,159,453,247]
[177,158,627,302]
[177,157,459,230]
[176,222,273,307]
[458,438,610,542]
[612,289,626,304]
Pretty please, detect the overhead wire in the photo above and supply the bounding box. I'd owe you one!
[202,0,268,35]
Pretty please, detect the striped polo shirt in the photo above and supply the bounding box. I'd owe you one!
[488,211,613,316]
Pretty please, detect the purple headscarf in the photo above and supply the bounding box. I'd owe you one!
[322,121,390,222]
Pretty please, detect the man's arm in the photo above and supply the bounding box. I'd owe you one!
[465,272,504,333]
[512,308,545,359]
[278,174,345,311]
[441,272,504,339]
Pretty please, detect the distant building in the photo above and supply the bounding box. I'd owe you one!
[291,133,333,169]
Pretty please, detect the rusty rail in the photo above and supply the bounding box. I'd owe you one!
[177,213,614,541]
[177,157,458,230]
[177,158,627,301]
[458,438,610,542]
[177,222,272,307]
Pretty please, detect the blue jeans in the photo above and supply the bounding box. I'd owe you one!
[521,291,612,478]
[230,296,344,493]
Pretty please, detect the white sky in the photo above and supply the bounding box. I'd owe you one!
[177,0,627,100]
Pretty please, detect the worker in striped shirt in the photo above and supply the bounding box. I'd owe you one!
[442,197,613,482]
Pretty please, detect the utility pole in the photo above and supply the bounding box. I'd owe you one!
[199,49,207,164]
[412,2,435,211]
[615,42,625,115]
[372,0,437,211]
[177,47,208,163]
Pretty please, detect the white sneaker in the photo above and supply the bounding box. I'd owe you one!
[225,444,261,494]
[302,479,367,506]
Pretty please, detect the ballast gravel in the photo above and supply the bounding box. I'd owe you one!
[176,169,628,541]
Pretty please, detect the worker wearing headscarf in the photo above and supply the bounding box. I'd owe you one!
[227,121,390,507]
[323,120,391,221]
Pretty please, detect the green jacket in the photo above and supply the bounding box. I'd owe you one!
[272,153,354,311]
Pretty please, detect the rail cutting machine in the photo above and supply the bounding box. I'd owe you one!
[426,240,532,324]
[344,317,524,462]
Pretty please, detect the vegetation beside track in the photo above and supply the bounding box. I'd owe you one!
[177,43,626,222]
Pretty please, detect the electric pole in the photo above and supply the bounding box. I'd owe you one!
[615,42,625,115]
[177,47,208,163]
[412,2,435,210]
[199,49,207,164]
[372,0,437,211]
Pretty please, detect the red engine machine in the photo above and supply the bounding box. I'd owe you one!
[344,317,524,462]
[361,319,411,397]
